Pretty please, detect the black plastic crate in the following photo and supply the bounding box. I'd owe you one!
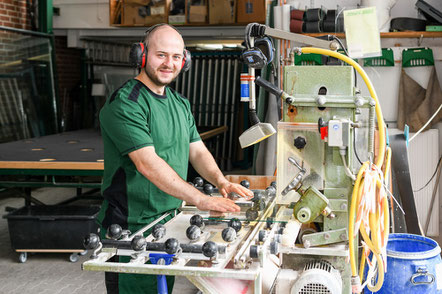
[3,205,100,250]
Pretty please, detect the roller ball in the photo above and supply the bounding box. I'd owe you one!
[165,238,180,254]
[203,183,214,195]
[193,177,204,187]
[190,214,204,228]
[83,233,100,250]
[106,224,123,240]
[246,208,259,221]
[271,181,277,189]
[151,224,166,240]
[221,227,237,242]
[186,225,201,241]
[240,180,250,189]
[202,241,217,258]
[131,235,146,251]
[228,218,242,233]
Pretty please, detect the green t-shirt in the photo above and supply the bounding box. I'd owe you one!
[97,79,200,231]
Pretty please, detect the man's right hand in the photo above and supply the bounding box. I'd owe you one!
[196,196,240,213]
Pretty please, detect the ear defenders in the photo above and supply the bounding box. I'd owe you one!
[241,36,275,69]
[129,23,191,72]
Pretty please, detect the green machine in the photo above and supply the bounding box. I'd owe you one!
[253,61,374,292]
[274,64,373,293]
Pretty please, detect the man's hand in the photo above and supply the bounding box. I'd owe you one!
[196,196,240,213]
[218,181,254,200]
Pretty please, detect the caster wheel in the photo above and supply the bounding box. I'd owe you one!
[18,252,27,263]
[79,250,88,256]
[69,253,79,263]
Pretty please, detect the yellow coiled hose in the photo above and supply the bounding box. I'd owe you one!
[300,48,390,293]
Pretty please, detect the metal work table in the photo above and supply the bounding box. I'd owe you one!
[0,126,228,206]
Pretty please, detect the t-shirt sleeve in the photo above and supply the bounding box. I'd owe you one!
[185,99,201,143]
[100,93,153,156]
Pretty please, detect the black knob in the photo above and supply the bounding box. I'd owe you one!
[258,230,267,242]
[186,225,201,241]
[266,185,276,196]
[165,238,180,254]
[131,235,146,251]
[270,241,279,255]
[203,183,214,195]
[250,245,259,258]
[151,224,166,240]
[228,218,242,233]
[294,136,307,149]
[106,224,123,240]
[252,190,263,202]
[202,241,217,258]
[190,214,204,228]
[84,233,100,250]
[240,180,250,188]
[193,177,204,187]
[266,217,274,229]
[221,227,237,242]
[246,208,259,221]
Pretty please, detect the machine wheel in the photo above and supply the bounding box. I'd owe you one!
[69,253,79,263]
[18,252,27,263]
[79,250,88,256]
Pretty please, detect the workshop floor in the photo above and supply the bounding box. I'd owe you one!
[0,187,199,294]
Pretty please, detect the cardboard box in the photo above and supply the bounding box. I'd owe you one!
[237,0,266,23]
[122,0,170,26]
[186,0,208,23]
[168,0,186,25]
[110,0,123,25]
[209,0,236,24]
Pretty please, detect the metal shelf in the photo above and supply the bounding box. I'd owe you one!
[54,26,246,48]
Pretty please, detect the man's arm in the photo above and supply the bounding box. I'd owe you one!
[189,141,253,199]
[129,146,240,213]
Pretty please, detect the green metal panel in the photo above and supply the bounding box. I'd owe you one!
[38,0,53,34]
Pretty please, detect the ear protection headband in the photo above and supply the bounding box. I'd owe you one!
[241,23,274,69]
[129,23,191,72]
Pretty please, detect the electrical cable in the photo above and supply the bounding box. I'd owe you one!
[409,103,442,143]
[414,154,442,192]
[330,35,358,87]
[353,128,363,165]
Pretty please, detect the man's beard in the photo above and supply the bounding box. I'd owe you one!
[144,65,177,87]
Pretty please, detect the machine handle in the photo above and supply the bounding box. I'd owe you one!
[410,268,435,285]
[255,76,283,97]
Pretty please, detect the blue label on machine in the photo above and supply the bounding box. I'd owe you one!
[240,83,249,99]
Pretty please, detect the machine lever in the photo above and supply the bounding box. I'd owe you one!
[281,157,306,196]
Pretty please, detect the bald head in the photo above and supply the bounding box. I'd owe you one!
[144,24,184,51]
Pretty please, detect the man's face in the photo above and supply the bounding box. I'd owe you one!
[144,27,185,87]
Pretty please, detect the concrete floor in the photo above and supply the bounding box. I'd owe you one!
[0,187,198,294]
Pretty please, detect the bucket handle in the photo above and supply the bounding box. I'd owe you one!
[411,268,435,285]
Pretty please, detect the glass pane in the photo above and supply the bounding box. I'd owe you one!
[0,28,57,143]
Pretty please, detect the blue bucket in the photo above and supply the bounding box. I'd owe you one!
[366,233,442,293]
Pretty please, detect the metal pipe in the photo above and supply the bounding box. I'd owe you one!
[215,57,226,163]
[186,57,193,114]
[227,59,239,171]
[191,58,199,115]
[204,59,212,126]
[198,57,206,126]
[221,58,232,170]
[368,102,376,159]
[211,58,219,126]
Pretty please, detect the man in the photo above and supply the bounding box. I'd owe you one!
[97,24,253,294]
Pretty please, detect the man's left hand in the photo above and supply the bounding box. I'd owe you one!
[218,182,253,200]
